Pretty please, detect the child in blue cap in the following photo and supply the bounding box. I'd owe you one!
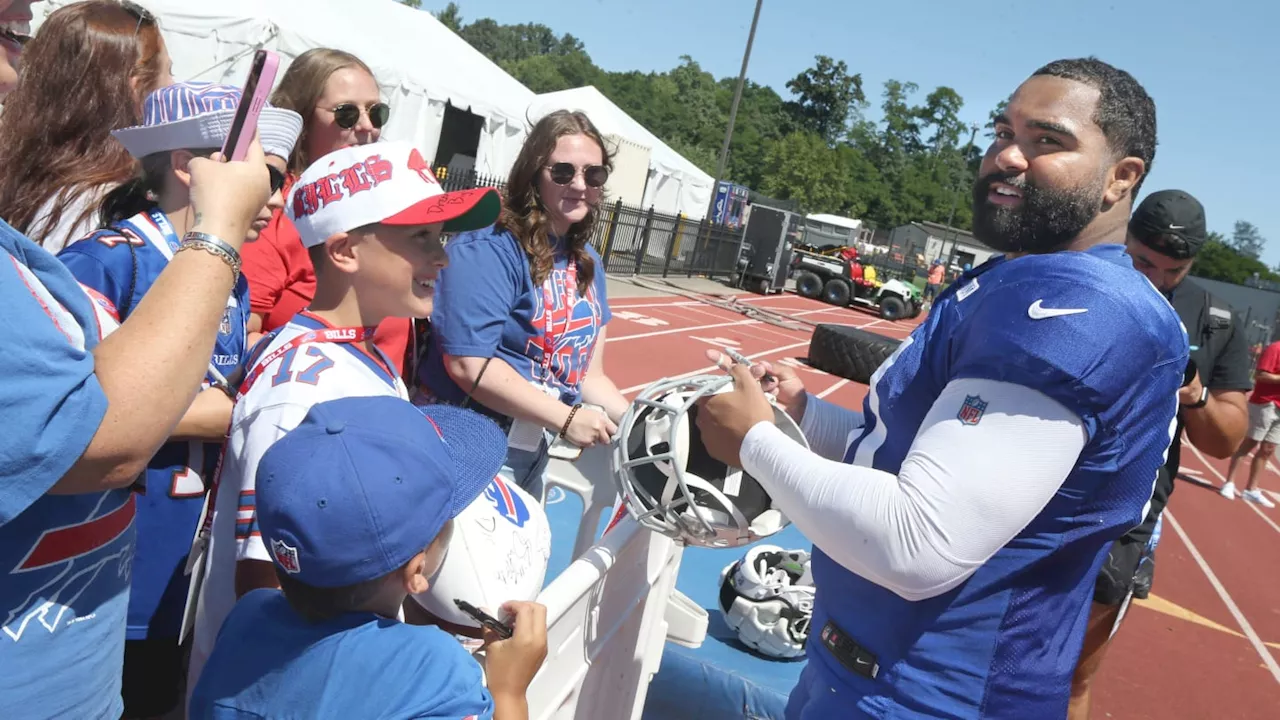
[188,396,548,719]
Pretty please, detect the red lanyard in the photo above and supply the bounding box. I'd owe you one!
[540,260,577,383]
[236,325,378,400]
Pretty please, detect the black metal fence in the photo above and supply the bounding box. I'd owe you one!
[435,167,746,280]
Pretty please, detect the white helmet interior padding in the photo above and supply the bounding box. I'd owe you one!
[610,374,808,548]
[718,545,816,659]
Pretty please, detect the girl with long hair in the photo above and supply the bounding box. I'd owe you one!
[0,0,172,253]
[238,47,416,374]
[417,110,629,496]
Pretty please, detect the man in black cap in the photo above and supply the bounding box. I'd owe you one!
[1069,189,1252,719]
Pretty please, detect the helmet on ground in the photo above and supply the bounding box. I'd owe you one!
[610,374,807,548]
[718,545,815,659]
[409,472,551,628]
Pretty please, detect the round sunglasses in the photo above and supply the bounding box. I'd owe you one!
[546,162,609,188]
[329,102,391,130]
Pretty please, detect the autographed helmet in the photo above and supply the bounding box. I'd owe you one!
[409,472,551,629]
[718,545,815,659]
[610,374,808,548]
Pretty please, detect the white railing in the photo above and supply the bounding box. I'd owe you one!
[511,445,708,720]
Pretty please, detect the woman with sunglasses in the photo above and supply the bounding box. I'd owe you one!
[56,81,301,720]
[0,0,173,254]
[238,48,415,373]
[417,110,629,497]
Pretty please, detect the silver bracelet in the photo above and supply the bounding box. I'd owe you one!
[179,232,241,279]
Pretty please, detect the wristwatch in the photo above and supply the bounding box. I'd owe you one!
[1183,385,1209,409]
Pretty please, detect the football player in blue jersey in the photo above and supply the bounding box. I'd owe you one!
[695,57,1188,719]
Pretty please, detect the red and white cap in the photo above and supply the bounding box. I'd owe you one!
[286,140,502,248]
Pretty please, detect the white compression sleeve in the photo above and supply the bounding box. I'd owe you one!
[799,392,865,461]
[740,377,1089,601]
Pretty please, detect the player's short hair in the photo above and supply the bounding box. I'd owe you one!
[275,568,390,623]
[1031,58,1158,197]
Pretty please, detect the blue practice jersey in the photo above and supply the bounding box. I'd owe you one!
[418,227,611,419]
[190,589,494,719]
[0,220,130,720]
[796,244,1187,719]
[59,208,250,640]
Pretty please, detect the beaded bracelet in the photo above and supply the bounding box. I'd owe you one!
[559,403,583,439]
[178,231,241,279]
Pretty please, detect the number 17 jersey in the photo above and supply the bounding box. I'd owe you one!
[190,310,408,687]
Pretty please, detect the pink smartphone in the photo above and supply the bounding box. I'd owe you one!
[221,49,281,162]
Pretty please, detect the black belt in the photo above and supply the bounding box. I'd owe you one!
[820,620,881,680]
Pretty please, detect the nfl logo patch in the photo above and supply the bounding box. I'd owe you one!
[219,308,232,336]
[957,395,988,426]
[271,539,301,574]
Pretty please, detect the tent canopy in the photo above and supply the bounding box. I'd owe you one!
[35,0,537,175]
[529,86,713,219]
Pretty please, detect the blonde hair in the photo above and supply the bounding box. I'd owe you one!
[270,48,376,175]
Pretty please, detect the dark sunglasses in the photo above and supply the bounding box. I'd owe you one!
[267,165,287,194]
[330,102,391,130]
[546,163,609,188]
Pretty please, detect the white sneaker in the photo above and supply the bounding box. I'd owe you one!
[1220,481,1238,500]
[1242,489,1276,509]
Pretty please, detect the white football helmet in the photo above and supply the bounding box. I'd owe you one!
[610,374,808,548]
[718,545,815,659]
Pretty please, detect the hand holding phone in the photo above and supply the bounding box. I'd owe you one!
[221,49,281,162]
[549,403,613,460]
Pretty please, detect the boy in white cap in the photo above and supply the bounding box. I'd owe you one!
[56,80,303,719]
[189,396,548,719]
[188,140,502,692]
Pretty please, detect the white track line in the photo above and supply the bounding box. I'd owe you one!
[1161,509,1280,684]
[609,318,757,343]
[611,300,702,310]
[816,378,850,399]
[619,341,811,395]
[1186,443,1280,537]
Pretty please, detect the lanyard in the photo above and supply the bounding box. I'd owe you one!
[539,259,577,384]
[236,324,381,400]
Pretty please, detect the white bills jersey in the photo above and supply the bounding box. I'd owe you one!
[188,310,408,688]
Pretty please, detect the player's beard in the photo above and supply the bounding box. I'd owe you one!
[971,171,1106,254]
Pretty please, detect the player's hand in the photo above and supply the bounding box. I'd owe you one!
[483,601,548,699]
[187,134,272,251]
[695,362,776,468]
[563,405,616,447]
[1179,370,1205,407]
[704,350,807,422]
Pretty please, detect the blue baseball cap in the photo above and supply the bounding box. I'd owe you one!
[255,396,508,589]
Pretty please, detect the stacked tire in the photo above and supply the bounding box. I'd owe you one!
[807,324,901,385]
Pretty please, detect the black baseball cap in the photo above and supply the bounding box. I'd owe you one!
[1129,190,1208,260]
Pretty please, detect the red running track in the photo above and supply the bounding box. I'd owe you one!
[601,290,1280,719]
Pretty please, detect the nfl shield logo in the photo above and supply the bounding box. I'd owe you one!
[957,395,988,426]
[219,308,232,336]
[271,539,301,574]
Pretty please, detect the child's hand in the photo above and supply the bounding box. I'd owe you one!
[483,601,548,700]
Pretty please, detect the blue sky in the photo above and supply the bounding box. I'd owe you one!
[434,0,1279,265]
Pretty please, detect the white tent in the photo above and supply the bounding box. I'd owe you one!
[34,0,536,176]
[529,86,714,220]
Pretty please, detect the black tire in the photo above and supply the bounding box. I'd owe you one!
[807,324,901,384]
[909,300,924,319]
[794,271,823,299]
[821,279,851,307]
[879,295,906,321]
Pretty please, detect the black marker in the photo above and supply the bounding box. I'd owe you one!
[725,347,777,383]
[454,599,513,639]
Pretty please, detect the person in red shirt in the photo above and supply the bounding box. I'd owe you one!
[1221,339,1280,507]
[240,48,415,375]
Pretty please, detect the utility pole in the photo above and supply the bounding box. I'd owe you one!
[941,122,981,267]
[704,0,764,226]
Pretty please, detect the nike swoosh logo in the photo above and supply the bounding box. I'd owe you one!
[1028,300,1088,319]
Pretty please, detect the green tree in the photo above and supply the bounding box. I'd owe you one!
[433,2,461,31]
[1193,238,1280,284]
[399,0,421,8]
[758,132,853,212]
[784,55,865,146]
[1230,220,1266,260]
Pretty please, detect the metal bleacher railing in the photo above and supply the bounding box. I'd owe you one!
[436,167,748,280]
